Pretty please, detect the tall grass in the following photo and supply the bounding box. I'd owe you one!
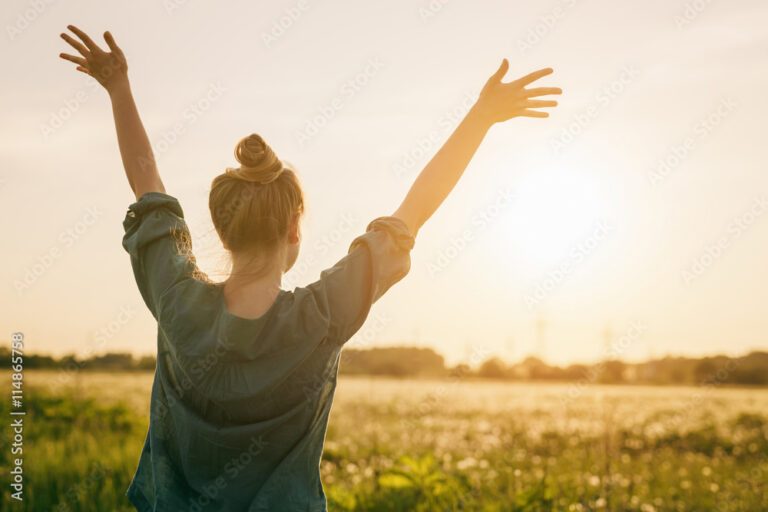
[0,390,146,511]
[1,372,766,511]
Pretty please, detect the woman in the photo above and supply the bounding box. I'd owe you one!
[59,25,561,512]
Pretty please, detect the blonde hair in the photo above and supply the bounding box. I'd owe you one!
[209,134,304,254]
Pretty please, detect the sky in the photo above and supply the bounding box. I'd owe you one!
[2,0,767,366]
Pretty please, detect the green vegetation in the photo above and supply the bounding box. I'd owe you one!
[0,385,147,511]
[5,347,768,386]
[0,371,766,511]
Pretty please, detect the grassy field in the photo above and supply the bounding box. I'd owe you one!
[1,370,767,511]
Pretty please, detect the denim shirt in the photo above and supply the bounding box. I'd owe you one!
[121,192,414,511]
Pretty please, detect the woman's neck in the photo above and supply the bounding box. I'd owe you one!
[222,251,285,318]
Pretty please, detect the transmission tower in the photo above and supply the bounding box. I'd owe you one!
[535,315,547,361]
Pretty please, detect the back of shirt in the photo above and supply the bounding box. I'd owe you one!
[121,192,414,511]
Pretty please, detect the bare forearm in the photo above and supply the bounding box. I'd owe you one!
[391,61,561,237]
[108,81,164,200]
[393,105,491,236]
[58,27,162,199]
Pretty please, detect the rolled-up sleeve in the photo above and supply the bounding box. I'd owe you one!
[304,216,415,344]
[122,192,199,319]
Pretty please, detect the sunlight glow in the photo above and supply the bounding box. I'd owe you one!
[507,168,608,269]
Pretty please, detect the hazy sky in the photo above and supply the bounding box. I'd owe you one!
[2,0,767,366]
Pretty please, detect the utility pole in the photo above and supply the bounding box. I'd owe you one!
[503,333,513,360]
[602,325,614,360]
[535,315,547,362]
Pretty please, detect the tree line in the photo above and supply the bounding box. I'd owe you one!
[3,346,767,386]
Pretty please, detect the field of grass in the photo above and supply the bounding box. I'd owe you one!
[1,370,767,511]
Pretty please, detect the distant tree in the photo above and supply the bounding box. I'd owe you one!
[58,353,82,371]
[520,356,549,380]
[562,364,589,381]
[668,366,687,384]
[732,368,768,385]
[5,344,768,386]
[447,364,471,379]
[694,358,719,384]
[136,355,156,371]
[598,360,626,384]
[478,357,507,379]
[86,352,134,370]
[340,347,445,377]
[25,353,58,368]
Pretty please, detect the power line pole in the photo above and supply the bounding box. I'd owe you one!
[505,335,515,360]
[602,325,613,360]
[535,315,547,362]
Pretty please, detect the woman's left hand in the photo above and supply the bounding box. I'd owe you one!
[473,59,562,124]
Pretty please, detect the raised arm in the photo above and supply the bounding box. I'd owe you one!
[392,59,561,236]
[59,26,164,201]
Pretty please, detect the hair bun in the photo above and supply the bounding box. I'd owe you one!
[227,134,284,184]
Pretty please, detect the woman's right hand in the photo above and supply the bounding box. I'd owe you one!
[473,59,562,125]
[59,25,128,94]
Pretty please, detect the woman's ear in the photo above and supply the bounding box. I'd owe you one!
[288,213,300,244]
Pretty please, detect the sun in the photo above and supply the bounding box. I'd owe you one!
[503,167,610,270]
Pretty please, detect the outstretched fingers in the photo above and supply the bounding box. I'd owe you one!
[525,99,558,108]
[514,68,553,87]
[67,25,102,53]
[60,32,89,57]
[489,58,510,83]
[518,97,559,118]
[103,31,122,55]
[519,110,550,118]
[59,53,86,66]
[523,87,563,98]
